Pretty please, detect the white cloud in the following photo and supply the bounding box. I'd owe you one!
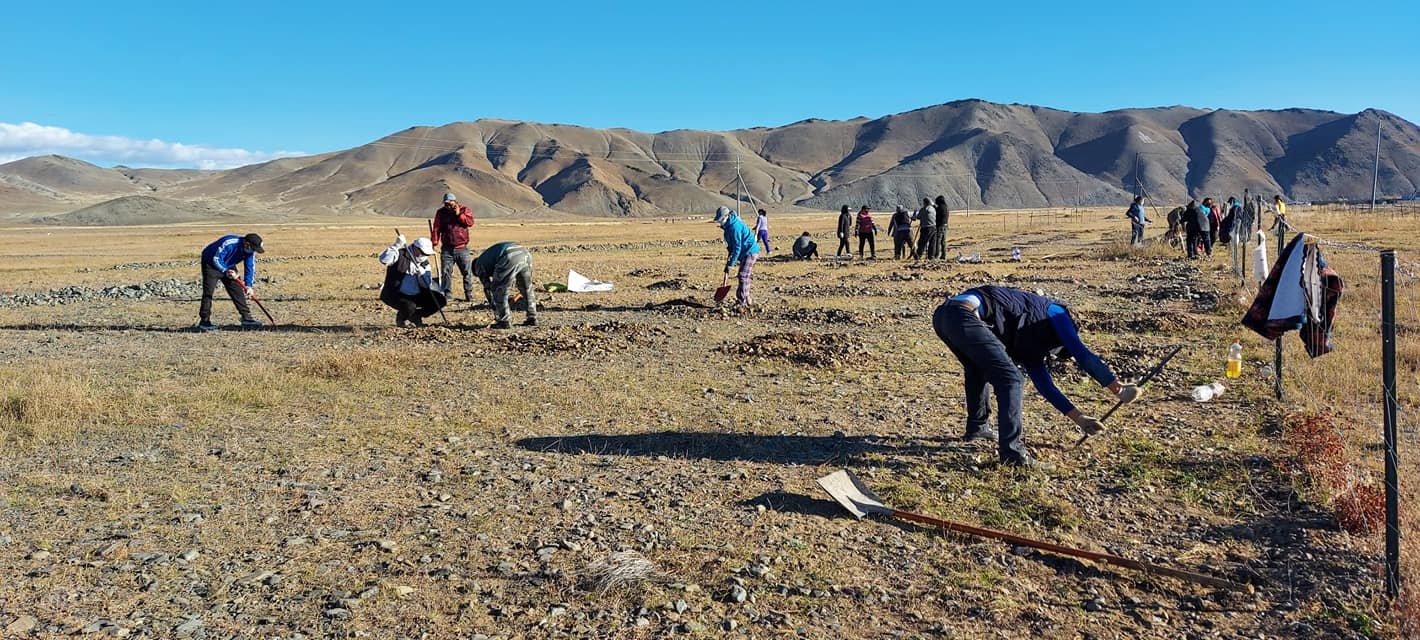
[0,122,305,170]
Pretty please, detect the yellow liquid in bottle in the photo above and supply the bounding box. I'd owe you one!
[1226,358,1242,378]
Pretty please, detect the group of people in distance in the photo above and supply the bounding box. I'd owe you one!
[198,196,1148,470]
[828,196,953,260]
[1140,193,1286,258]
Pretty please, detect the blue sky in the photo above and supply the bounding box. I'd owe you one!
[2,0,1416,168]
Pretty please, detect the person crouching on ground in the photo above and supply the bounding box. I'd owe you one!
[474,241,537,329]
[378,234,446,327]
[932,285,1140,470]
[197,232,265,331]
[715,206,760,307]
[791,232,819,260]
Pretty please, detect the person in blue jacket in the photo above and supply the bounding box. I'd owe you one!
[714,206,760,307]
[933,285,1141,469]
[198,233,264,331]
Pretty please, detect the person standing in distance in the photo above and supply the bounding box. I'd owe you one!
[432,192,476,301]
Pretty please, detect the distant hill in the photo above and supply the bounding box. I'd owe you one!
[36,195,237,226]
[3,100,1419,223]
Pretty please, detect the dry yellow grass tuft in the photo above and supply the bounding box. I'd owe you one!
[0,367,102,442]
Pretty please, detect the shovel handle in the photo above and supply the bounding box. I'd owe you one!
[890,508,1248,592]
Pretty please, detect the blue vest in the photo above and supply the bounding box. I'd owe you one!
[967,285,1068,366]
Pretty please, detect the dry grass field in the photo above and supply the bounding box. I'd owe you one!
[0,207,1416,639]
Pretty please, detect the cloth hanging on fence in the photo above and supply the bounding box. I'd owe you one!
[1241,233,1343,357]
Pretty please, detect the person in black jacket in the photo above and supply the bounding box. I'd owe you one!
[836,205,852,256]
[934,195,950,259]
[889,206,915,259]
[933,286,1140,469]
[1183,199,1203,259]
[378,234,447,327]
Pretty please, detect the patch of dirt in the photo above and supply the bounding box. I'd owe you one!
[771,283,886,298]
[777,307,866,326]
[646,278,694,291]
[1075,309,1196,334]
[720,331,868,367]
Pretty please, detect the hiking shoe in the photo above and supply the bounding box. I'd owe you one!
[409,315,424,327]
[522,317,538,327]
[491,321,511,330]
[395,310,409,328]
[196,320,219,332]
[240,318,264,329]
[963,428,998,442]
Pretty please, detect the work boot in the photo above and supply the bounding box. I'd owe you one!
[240,318,264,329]
[395,310,409,328]
[409,315,425,328]
[963,427,998,442]
[196,319,218,332]
[521,317,538,327]
[491,321,511,330]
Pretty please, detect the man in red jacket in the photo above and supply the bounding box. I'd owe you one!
[432,192,476,300]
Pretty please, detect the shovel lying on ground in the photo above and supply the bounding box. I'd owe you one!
[1072,345,1184,449]
[816,469,1249,592]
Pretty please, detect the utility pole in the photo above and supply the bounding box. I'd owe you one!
[1371,121,1383,215]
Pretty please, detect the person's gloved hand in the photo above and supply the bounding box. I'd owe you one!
[1116,383,1142,404]
[1071,413,1103,435]
[395,233,406,248]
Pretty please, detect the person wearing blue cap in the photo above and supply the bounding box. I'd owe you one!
[715,207,759,307]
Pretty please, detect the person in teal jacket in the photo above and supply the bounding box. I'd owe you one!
[714,206,760,307]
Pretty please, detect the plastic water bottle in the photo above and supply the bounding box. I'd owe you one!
[1011,247,1022,262]
[1226,341,1243,379]
[1191,381,1226,402]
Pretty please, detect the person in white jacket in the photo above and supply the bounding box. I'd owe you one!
[378,234,446,327]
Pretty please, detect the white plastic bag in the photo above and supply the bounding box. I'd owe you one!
[567,270,614,293]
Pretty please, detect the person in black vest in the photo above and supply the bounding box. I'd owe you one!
[932,286,1140,469]
[836,205,852,256]
[888,205,915,259]
[934,195,950,259]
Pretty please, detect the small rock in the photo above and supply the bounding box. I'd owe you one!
[375,539,397,553]
[178,549,200,562]
[1084,598,1105,612]
[673,599,689,614]
[26,550,50,561]
[6,615,37,635]
[727,585,749,603]
[173,617,203,637]
[323,608,350,620]
[391,585,416,597]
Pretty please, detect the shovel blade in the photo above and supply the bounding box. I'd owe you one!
[815,469,894,519]
[713,285,731,303]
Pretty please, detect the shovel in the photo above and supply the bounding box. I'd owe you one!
[816,469,1248,592]
[1072,345,1184,449]
[713,272,731,304]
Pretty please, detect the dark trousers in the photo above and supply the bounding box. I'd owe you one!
[933,302,1029,463]
[857,233,875,258]
[440,246,473,300]
[836,234,850,256]
[1201,230,1215,256]
[793,242,818,260]
[1130,224,1144,246]
[200,263,251,321]
[892,231,914,259]
[935,223,948,258]
[381,289,443,323]
[915,226,937,259]
[1185,227,1201,258]
[487,264,538,324]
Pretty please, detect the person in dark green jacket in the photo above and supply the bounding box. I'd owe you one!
[474,241,537,329]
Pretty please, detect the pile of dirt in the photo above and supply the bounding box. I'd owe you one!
[474,321,667,356]
[0,278,200,307]
[646,279,694,291]
[777,307,866,326]
[720,331,868,367]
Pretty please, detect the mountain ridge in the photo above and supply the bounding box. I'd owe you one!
[3,100,1418,223]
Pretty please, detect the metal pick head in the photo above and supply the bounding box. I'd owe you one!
[815,469,894,519]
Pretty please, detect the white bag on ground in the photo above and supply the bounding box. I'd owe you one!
[567,270,614,293]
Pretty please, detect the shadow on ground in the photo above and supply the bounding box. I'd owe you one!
[516,431,971,466]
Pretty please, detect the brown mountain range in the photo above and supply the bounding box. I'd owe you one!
[4,100,1418,224]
